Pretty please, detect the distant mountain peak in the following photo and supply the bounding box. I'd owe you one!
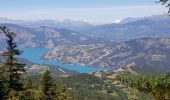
[121,14,169,23]
[113,19,122,23]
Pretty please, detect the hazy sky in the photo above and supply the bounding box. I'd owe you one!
[0,0,168,24]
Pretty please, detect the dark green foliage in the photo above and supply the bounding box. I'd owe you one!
[0,72,9,100]
[18,89,45,100]
[158,0,170,13]
[0,26,25,91]
[40,69,55,99]
[40,70,68,100]
[119,73,170,100]
[23,77,33,89]
[130,66,165,76]
[0,26,26,100]
[60,74,127,100]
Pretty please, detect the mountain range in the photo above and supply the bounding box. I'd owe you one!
[43,37,170,72]
[1,14,170,43]
[0,24,110,49]
[0,17,93,31]
[77,14,170,41]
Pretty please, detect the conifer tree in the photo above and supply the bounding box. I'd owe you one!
[24,77,33,90]
[40,70,68,100]
[40,69,55,100]
[0,70,9,100]
[0,26,25,91]
[158,0,170,13]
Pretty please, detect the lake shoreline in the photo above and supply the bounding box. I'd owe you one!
[18,48,106,73]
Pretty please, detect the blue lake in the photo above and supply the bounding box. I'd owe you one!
[18,48,105,73]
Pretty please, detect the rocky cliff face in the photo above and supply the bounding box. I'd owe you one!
[44,37,170,71]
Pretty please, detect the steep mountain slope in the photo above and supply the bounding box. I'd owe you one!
[44,37,170,71]
[0,24,111,49]
[79,14,170,41]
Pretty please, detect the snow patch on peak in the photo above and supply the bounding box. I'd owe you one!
[113,19,122,23]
